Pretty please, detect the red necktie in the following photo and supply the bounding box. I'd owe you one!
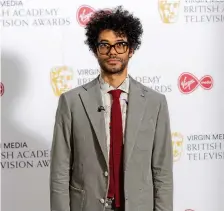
[107,89,124,208]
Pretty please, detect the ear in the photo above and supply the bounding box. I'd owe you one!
[128,48,134,58]
[93,47,98,58]
[93,51,98,58]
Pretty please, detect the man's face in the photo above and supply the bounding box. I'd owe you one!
[95,29,133,75]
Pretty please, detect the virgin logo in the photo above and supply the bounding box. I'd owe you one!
[178,72,213,94]
[0,82,4,96]
[77,5,95,27]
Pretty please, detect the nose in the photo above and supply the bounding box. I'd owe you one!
[108,45,117,55]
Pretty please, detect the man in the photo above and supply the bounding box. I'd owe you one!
[50,6,173,211]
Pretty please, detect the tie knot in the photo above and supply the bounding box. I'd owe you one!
[108,89,122,99]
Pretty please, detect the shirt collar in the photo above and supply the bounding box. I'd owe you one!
[98,73,129,94]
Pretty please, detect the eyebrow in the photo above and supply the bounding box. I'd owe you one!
[99,39,126,43]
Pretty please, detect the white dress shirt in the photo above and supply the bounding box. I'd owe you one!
[98,74,129,156]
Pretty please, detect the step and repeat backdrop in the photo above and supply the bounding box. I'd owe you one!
[1,0,224,210]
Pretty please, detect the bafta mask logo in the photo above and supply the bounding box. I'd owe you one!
[172,132,184,162]
[50,66,74,96]
[158,0,181,23]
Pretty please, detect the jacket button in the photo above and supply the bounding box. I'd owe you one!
[100,198,105,204]
[104,171,108,177]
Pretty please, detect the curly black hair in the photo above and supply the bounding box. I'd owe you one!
[84,6,143,54]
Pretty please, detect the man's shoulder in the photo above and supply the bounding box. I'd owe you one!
[60,77,98,103]
[63,85,84,98]
[64,77,97,96]
[131,77,165,101]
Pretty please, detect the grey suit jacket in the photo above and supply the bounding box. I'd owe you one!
[50,75,173,211]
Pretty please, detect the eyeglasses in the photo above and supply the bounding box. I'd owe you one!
[96,41,129,55]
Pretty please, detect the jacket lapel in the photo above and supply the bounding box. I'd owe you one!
[78,75,147,170]
[124,76,147,170]
[79,77,108,168]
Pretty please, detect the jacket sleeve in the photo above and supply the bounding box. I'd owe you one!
[152,95,173,211]
[50,93,72,211]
